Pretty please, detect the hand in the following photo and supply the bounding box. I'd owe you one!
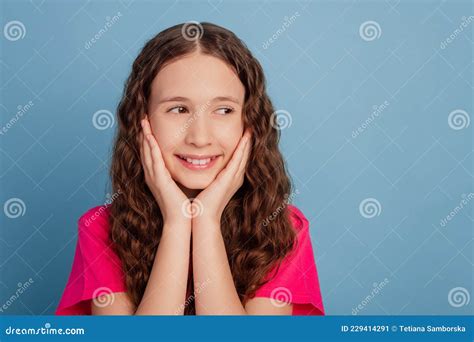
[193,129,252,223]
[140,117,191,225]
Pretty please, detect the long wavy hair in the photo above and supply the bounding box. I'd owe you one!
[109,22,296,315]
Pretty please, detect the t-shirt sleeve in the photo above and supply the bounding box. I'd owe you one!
[253,205,325,315]
[55,206,126,315]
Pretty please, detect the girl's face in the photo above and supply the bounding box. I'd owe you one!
[147,52,245,197]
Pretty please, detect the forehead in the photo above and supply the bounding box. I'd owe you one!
[150,53,245,103]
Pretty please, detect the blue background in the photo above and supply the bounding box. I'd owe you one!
[0,0,472,315]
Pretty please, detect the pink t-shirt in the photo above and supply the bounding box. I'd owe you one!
[55,204,325,315]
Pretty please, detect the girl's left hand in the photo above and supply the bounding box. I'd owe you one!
[193,130,252,223]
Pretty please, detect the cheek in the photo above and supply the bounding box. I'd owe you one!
[218,130,243,164]
[148,117,180,161]
[214,120,244,162]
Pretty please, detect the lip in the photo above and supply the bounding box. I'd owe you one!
[175,154,221,170]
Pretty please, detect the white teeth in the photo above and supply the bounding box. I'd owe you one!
[182,157,213,166]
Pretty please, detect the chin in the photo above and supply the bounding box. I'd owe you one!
[175,175,214,192]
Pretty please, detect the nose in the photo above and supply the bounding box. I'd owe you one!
[184,109,212,148]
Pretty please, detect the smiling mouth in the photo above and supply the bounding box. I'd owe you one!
[175,154,221,168]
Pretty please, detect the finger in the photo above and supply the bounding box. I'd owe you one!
[140,120,153,171]
[145,131,165,175]
[142,116,153,135]
[228,130,250,175]
[139,132,144,165]
[142,117,163,164]
[238,134,251,174]
[142,117,173,178]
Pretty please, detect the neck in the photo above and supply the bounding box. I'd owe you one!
[178,183,202,199]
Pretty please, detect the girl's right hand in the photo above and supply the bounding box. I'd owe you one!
[140,117,190,225]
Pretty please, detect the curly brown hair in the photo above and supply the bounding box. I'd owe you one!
[109,22,296,315]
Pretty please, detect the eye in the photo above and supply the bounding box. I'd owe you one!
[215,107,234,115]
[168,106,189,114]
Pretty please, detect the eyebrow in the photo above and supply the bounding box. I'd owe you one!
[158,96,241,105]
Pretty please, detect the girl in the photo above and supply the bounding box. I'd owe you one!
[56,22,324,315]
